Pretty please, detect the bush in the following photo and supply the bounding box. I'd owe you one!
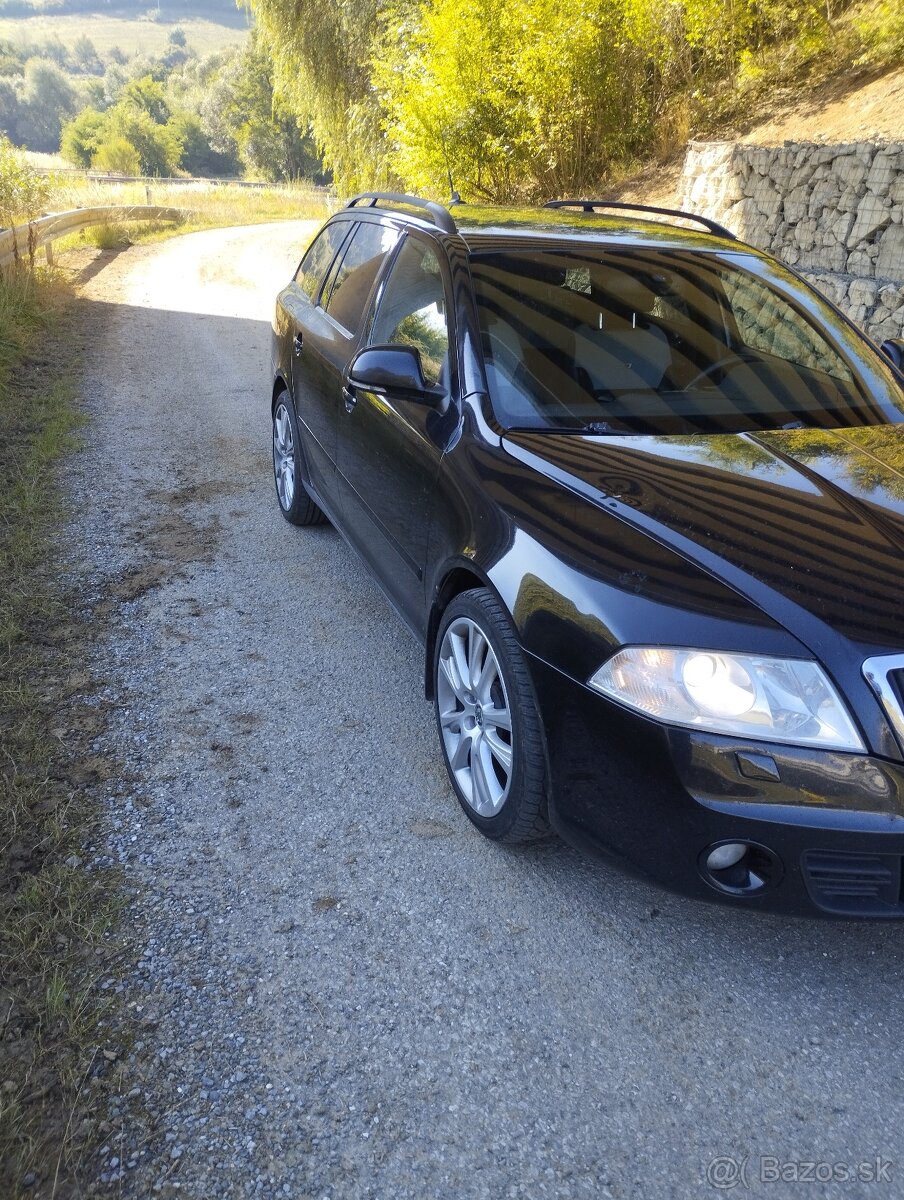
[60,107,106,168]
[0,133,49,225]
[855,0,904,64]
[90,134,141,176]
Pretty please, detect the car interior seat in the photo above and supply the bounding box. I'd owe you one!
[574,271,672,394]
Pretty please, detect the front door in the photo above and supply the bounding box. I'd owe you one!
[336,234,455,632]
[288,217,401,508]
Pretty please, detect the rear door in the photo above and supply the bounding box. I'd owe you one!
[281,218,354,499]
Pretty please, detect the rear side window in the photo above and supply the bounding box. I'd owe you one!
[323,222,400,333]
[294,222,350,302]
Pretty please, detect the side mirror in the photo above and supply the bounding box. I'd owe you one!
[880,338,904,370]
[347,345,444,405]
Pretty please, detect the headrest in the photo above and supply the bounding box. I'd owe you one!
[596,271,656,313]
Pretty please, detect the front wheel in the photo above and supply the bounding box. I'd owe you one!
[434,588,550,843]
[272,391,327,526]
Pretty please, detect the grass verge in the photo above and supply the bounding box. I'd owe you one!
[0,266,118,1198]
[43,177,334,255]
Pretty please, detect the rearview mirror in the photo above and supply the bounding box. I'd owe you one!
[880,338,904,370]
[347,345,444,405]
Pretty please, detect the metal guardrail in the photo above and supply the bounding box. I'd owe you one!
[0,205,187,270]
[31,168,276,189]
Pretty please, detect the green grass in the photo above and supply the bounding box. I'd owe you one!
[0,12,249,55]
[0,267,119,1198]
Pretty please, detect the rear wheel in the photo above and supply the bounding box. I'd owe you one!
[434,588,550,843]
[272,390,327,526]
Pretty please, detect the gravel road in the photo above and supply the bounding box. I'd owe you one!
[67,223,904,1199]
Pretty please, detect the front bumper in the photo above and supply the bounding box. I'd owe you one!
[528,654,904,917]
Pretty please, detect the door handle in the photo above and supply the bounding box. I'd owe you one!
[342,385,357,413]
[293,333,304,355]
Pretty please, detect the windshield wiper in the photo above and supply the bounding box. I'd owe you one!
[505,422,636,435]
[579,421,634,435]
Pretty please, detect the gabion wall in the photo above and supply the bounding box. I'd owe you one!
[680,140,904,343]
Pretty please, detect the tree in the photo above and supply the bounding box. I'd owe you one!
[61,98,182,176]
[200,38,324,181]
[0,79,21,143]
[120,75,170,124]
[91,134,141,176]
[241,0,384,189]
[72,34,102,75]
[15,58,77,153]
[102,106,180,175]
[39,35,69,69]
[375,0,649,201]
[166,109,238,176]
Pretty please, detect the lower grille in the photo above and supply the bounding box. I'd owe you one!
[801,850,902,916]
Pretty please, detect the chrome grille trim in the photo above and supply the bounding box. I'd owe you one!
[863,654,904,755]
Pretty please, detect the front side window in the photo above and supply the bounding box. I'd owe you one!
[370,237,450,388]
[471,248,904,435]
[322,221,400,333]
[295,221,350,302]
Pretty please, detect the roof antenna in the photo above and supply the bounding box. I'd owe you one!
[448,169,462,207]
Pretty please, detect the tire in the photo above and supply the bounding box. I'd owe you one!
[433,588,550,843]
[272,390,327,527]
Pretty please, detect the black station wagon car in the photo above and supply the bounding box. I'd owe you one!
[270,192,904,918]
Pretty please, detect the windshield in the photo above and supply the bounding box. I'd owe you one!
[470,248,904,435]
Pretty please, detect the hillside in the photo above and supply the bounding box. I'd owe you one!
[0,0,249,56]
[0,0,245,20]
[614,65,904,209]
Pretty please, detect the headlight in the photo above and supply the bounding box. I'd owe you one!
[589,648,865,752]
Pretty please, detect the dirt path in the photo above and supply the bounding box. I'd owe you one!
[66,224,904,1199]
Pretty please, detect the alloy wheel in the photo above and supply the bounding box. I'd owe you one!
[273,401,296,511]
[437,616,514,817]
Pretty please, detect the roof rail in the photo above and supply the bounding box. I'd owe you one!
[543,199,736,241]
[345,192,458,235]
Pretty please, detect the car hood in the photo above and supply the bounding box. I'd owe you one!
[502,425,904,658]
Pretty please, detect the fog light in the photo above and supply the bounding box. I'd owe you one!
[706,842,747,871]
[698,840,783,897]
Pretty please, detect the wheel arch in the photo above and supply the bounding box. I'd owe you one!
[424,561,510,699]
[272,373,290,415]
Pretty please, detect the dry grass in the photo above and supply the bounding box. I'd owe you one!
[0,267,119,1198]
[40,176,334,252]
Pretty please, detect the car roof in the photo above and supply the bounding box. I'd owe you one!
[451,204,736,251]
[340,193,748,256]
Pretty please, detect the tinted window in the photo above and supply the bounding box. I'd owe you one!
[370,238,449,388]
[294,222,350,302]
[721,270,851,380]
[323,222,400,333]
[471,248,904,435]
